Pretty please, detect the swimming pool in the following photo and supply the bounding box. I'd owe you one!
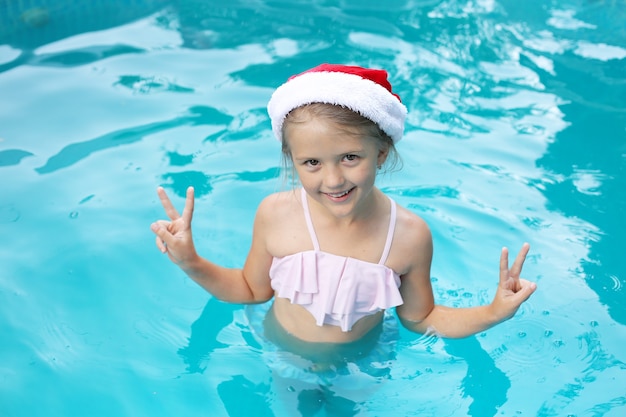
[1,0,625,415]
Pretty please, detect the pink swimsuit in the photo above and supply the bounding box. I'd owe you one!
[269,188,404,332]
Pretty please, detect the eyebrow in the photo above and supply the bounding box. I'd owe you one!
[340,149,367,157]
[292,148,366,159]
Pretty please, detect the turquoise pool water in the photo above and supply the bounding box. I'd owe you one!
[1,0,625,416]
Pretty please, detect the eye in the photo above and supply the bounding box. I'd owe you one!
[343,154,359,162]
[304,159,320,167]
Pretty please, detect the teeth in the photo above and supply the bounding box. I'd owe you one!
[329,190,350,198]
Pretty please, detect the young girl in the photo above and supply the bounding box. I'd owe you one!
[150,64,537,408]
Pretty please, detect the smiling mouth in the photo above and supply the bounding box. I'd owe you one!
[324,188,354,198]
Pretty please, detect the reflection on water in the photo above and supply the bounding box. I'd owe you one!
[535,52,625,325]
[444,337,510,417]
[34,106,232,174]
[538,328,626,415]
[161,167,280,198]
[0,0,169,49]
[177,297,238,374]
[1,0,625,416]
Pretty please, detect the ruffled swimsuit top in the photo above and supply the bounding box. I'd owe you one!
[269,188,404,332]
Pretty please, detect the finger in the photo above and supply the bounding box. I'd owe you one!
[181,186,195,225]
[499,246,510,285]
[155,234,167,253]
[151,221,173,250]
[152,219,172,233]
[157,186,181,221]
[510,242,530,279]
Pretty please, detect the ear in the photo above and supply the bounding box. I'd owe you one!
[377,144,390,167]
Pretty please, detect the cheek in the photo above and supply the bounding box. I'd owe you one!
[293,166,316,187]
[352,164,377,183]
[292,163,307,177]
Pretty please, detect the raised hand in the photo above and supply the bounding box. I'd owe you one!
[150,186,198,266]
[490,243,537,322]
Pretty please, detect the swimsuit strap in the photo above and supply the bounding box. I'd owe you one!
[301,188,321,251]
[300,188,396,262]
[378,197,397,265]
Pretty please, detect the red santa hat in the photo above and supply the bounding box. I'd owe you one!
[267,63,408,143]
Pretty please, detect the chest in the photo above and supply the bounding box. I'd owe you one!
[268,214,391,265]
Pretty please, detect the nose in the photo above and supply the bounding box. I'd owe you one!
[323,164,345,189]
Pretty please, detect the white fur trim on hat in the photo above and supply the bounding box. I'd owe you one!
[267,71,407,143]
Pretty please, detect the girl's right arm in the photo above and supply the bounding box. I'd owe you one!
[150,186,274,304]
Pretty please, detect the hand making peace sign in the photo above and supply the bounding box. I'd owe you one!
[490,243,537,322]
[150,186,198,266]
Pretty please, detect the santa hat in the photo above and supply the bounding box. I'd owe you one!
[267,63,408,143]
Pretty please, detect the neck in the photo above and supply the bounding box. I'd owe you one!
[308,187,386,227]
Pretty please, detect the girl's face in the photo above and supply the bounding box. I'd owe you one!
[285,116,388,219]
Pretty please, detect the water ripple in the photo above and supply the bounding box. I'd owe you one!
[0,204,20,223]
[491,315,558,369]
[0,149,34,167]
[35,106,232,174]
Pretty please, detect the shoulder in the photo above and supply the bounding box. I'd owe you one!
[388,202,433,273]
[254,189,302,228]
[257,190,300,216]
[255,189,309,256]
[394,204,432,245]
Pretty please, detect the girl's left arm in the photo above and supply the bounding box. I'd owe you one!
[396,217,537,338]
